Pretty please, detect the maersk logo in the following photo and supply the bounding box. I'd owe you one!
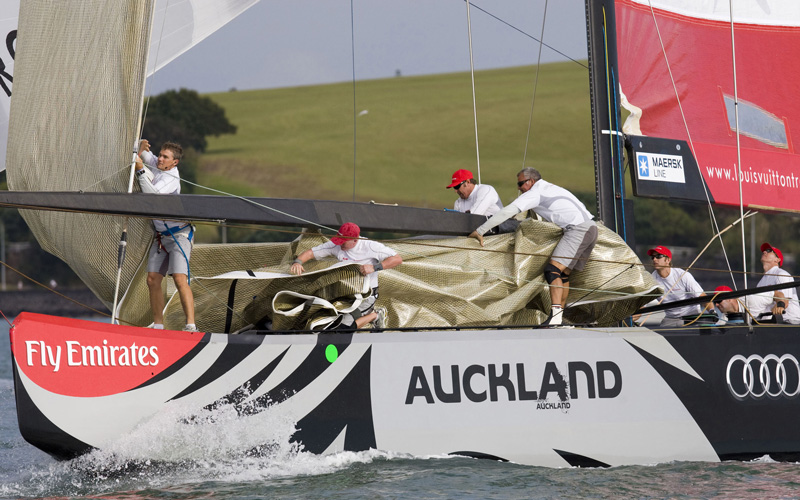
[636,152,686,184]
[405,361,621,408]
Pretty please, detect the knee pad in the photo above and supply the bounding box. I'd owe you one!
[544,263,563,285]
[560,272,570,284]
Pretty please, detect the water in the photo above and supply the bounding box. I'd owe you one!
[2,319,800,499]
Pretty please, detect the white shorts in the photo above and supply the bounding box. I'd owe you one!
[148,225,193,277]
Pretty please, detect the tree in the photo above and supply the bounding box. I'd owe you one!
[140,88,237,194]
[141,88,237,153]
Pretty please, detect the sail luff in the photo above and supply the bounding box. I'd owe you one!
[7,0,157,309]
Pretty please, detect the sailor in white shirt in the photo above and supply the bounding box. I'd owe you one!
[646,245,706,327]
[447,169,518,234]
[752,242,800,324]
[134,139,196,332]
[290,222,403,329]
[468,167,598,326]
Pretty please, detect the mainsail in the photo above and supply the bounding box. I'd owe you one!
[7,0,155,313]
[616,0,800,212]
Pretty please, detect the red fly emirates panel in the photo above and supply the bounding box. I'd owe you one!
[10,312,203,397]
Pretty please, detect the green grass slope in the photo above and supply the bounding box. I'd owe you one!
[202,61,594,210]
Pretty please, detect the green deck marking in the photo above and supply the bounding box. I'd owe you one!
[325,344,338,363]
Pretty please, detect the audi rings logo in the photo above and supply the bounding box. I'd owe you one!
[726,354,800,400]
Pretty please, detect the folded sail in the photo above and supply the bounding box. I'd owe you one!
[134,220,657,331]
[616,0,800,212]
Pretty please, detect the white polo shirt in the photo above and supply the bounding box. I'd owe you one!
[312,239,397,289]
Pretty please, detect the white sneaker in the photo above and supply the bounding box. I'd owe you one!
[148,323,164,330]
[543,306,563,327]
[374,307,387,330]
[183,324,198,332]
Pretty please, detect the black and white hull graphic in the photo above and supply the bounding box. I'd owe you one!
[10,313,800,466]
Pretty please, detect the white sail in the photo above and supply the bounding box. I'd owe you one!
[0,0,17,174]
[0,0,259,172]
[147,0,260,75]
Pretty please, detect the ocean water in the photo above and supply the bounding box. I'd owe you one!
[2,319,800,500]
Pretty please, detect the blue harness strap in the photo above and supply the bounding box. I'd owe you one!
[159,223,194,283]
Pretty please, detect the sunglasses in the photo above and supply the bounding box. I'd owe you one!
[764,248,774,253]
[650,254,666,260]
[453,180,466,190]
[518,178,531,187]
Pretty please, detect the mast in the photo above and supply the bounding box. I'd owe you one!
[585,0,629,242]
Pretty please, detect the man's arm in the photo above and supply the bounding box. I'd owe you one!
[360,254,402,275]
[468,204,521,246]
[772,290,788,315]
[290,249,315,275]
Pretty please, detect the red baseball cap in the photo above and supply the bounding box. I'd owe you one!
[331,222,360,245]
[761,242,783,266]
[715,286,733,293]
[647,245,672,259]
[447,169,474,188]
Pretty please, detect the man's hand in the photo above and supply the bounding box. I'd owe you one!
[290,262,305,276]
[772,301,786,315]
[359,264,375,275]
[134,154,145,171]
[467,231,484,247]
[138,139,150,156]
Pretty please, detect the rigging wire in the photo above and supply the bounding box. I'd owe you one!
[521,0,548,167]
[602,7,626,238]
[465,1,588,70]
[636,210,755,324]
[727,0,750,301]
[465,0,481,183]
[111,0,172,325]
[0,259,114,319]
[350,0,357,202]
[644,1,738,288]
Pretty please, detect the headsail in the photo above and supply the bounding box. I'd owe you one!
[616,0,800,213]
[0,0,260,172]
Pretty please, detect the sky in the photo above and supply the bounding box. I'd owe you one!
[146,0,589,95]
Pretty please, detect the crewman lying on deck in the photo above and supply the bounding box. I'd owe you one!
[467,167,597,326]
[290,222,402,330]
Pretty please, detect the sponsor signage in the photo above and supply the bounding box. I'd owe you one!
[11,314,202,397]
[726,354,800,400]
[636,152,686,183]
[405,360,622,410]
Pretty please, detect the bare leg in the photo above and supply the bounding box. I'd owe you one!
[173,273,195,325]
[147,272,165,324]
[548,259,570,307]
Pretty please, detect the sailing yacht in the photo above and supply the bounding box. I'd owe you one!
[5,0,800,467]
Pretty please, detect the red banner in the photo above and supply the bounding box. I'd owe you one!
[616,0,800,211]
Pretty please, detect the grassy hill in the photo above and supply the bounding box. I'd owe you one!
[201,61,594,210]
